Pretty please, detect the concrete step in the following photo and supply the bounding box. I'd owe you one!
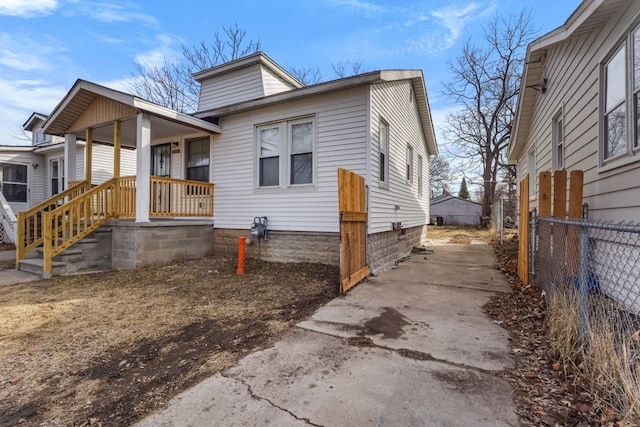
[19,258,66,277]
[35,247,84,263]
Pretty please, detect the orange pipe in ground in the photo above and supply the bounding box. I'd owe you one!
[236,236,246,275]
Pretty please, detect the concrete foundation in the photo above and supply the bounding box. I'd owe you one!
[368,224,428,274]
[110,219,215,269]
[214,229,340,266]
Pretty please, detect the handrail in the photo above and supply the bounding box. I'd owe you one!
[0,191,17,245]
[42,178,117,277]
[150,176,214,217]
[16,180,91,265]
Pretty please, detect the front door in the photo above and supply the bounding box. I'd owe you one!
[151,143,172,213]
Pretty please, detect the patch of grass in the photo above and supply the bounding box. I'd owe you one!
[546,287,640,423]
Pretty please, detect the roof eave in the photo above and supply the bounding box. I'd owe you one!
[192,52,304,89]
[133,99,223,134]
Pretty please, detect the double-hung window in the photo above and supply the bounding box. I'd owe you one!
[601,25,640,163]
[50,157,64,196]
[290,121,313,185]
[417,155,423,197]
[259,126,280,187]
[186,137,210,182]
[379,121,389,185]
[406,145,414,183]
[528,149,536,198]
[553,114,564,170]
[257,117,315,188]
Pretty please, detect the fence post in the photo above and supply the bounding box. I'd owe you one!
[578,203,589,339]
[529,208,537,282]
[499,197,504,244]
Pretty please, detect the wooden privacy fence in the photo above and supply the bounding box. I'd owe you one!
[518,170,583,285]
[338,168,370,293]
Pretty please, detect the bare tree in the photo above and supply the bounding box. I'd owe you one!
[429,155,450,196]
[442,12,534,217]
[130,23,261,113]
[331,59,367,78]
[288,66,324,85]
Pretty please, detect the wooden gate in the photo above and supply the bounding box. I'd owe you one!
[338,168,370,293]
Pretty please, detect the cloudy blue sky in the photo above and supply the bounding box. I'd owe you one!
[0,0,581,146]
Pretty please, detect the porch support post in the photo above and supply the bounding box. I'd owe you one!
[136,113,151,223]
[113,121,121,178]
[64,133,77,190]
[85,128,93,184]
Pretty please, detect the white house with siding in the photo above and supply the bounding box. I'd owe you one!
[193,52,437,272]
[12,51,437,277]
[508,0,640,312]
[508,0,640,222]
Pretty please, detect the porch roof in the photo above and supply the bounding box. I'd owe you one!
[42,80,222,147]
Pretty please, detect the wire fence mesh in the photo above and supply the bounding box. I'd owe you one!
[531,206,640,419]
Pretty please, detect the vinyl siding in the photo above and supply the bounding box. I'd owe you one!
[261,66,297,96]
[517,2,640,221]
[369,80,430,233]
[198,64,266,112]
[90,144,136,184]
[0,150,43,209]
[212,86,369,232]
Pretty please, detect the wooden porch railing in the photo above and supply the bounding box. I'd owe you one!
[16,176,214,277]
[150,176,214,217]
[116,176,214,218]
[16,180,91,266]
[42,178,117,277]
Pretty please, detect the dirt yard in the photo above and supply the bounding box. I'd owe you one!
[1,225,614,426]
[0,257,338,426]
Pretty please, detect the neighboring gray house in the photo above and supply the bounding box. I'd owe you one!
[16,52,438,277]
[429,194,482,226]
[508,0,640,222]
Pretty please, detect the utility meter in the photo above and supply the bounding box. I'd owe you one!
[250,216,268,239]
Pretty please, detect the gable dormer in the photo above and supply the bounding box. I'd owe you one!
[193,52,303,113]
[22,112,52,146]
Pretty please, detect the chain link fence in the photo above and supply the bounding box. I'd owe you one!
[490,197,517,244]
[530,205,640,419]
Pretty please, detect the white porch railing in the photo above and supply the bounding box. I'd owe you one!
[0,190,17,245]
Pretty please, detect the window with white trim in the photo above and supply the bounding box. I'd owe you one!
[601,25,640,162]
[417,155,423,197]
[186,137,210,182]
[259,126,280,187]
[528,149,536,198]
[257,117,315,188]
[0,163,27,202]
[379,121,389,185]
[50,157,64,196]
[290,121,313,185]
[406,145,413,182]
[553,113,564,170]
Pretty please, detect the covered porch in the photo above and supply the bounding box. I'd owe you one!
[16,80,221,277]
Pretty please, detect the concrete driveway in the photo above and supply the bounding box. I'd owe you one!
[136,242,519,426]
